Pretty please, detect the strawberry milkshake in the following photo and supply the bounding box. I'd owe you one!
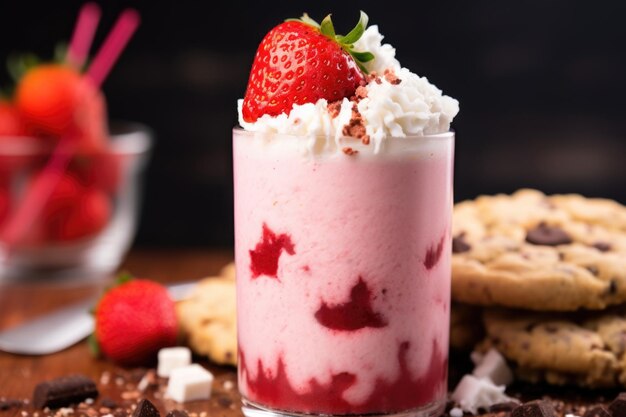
[234,12,459,417]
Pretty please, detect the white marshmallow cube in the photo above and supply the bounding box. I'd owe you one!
[165,364,214,403]
[472,348,514,386]
[158,347,192,377]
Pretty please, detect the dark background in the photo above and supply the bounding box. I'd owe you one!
[1,1,625,249]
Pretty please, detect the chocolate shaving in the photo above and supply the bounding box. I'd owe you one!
[525,223,573,246]
[217,396,233,408]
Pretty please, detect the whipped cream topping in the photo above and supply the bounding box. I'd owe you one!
[238,25,459,154]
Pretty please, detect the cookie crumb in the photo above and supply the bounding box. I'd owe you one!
[120,391,140,401]
[367,71,382,84]
[384,68,402,85]
[342,147,358,156]
[100,372,111,385]
[342,104,368,142]
[327,101,342,118]
[355,86,368,99]
[137,370,157,392]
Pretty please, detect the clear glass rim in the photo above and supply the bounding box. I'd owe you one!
[232,126,455,140]
[0,120,153,156]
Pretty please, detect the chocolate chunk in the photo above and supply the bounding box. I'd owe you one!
[452,233,471,253]
[166,411,188,417]
[593,242,612,252]
[132,399,160,417]
[525,223,572,246]
[609,280,618,295]
[609,393,626,417]
[544,325,559,334]
[0,399,23,411]
[584,405,611,417]
[100,398,119,409]
[490,401,521,413]
[511,400,556,417]
[33,375,98,409]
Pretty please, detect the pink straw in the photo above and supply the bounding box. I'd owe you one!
[67,2,102,69]
[86,9,140,88]
[1,137,75,248]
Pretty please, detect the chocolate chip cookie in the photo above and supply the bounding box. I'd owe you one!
[483,308,626,388]
[176,262,237,366]
[452,189,626,311]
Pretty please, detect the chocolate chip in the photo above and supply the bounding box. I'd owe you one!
[543,325,559,334]
[452,233,471,253]
[593,242,612,252]
[166,411,189,417]
[33,375,98,409]
[526,223,573,246]
[0,399,23,411]
[609,393,626,417]
[584,405,611,417]
[490,401,521,413]
[100,398,118,409]
[511,400,556,417]
[132,399,160,417]
[609,280,618,295]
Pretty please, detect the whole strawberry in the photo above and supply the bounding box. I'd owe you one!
[94,278,178,366]
[242,11,373,122]
[0,100,28,137]
[15,64,107,149]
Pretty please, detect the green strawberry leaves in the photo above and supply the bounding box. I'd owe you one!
[337,11,368,44]
[287,11,375,73]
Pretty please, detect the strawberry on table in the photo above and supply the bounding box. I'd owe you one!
[242,11,373,122]
[93,278,178,366]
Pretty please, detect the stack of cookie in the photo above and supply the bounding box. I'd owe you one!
[176,262,237,366]
[451,189,626,388]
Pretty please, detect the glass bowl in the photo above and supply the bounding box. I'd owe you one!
[0,122,152,282]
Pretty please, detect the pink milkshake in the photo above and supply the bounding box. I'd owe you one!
[234,10,459,417]
[234,130,454,415]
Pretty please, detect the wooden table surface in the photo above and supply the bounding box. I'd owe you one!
[0,249,241,417]
[0,249,616,417]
